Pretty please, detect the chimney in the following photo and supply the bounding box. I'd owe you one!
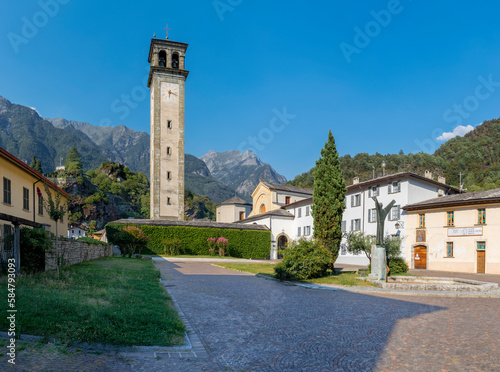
[353,177,359,185]
[438,176,446,184]
[424,170,432,179]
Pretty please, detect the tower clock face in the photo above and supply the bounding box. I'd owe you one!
[161,82,179,103]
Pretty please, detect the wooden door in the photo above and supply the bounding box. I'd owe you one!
[414,246,427,269]
[477,251,485,273]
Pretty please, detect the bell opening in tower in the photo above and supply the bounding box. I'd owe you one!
[159,50,166,67]
[172,53,179,69]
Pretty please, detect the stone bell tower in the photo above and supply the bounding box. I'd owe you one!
[148,38,189,220]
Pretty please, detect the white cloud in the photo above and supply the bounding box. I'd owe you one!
[29,107,40,115]
[436,124,475,141]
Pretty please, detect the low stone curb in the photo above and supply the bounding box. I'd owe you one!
[254,274,500,298]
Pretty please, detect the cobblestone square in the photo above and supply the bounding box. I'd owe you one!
[6,260,500,371]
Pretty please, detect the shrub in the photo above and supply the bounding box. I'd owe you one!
[163,237,182,256]
[216,237,228,256]
[106,223,270,259]
[111,226,150,257]
[387,257,409,275]
[20,227,54,274]
[274,239,331,281]
[76,237,110,246]
[207,237,217,256]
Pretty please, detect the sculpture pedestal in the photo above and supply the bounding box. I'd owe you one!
[369,246,387,281]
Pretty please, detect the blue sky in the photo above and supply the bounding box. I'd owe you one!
[2,1,500,180]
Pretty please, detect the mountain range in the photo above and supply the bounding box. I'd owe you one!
[0,96,286,203]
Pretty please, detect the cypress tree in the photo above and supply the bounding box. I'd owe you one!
[30,155,37,169]
[312,130,347,265]
[35,159,43,174]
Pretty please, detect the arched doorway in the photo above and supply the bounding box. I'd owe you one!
[277,234,289,259]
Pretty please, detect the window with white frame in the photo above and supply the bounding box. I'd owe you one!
[388,181,401,194]
[368,209,377,223]
[351,219,361,231]
[390,205,400,220]
[369,185,380,197]
[297,207,302,218]
[304,226,311,236]
[341,221,346,232]
[297,227,301,237]
[305,206,310,216]
[351,194,361,207]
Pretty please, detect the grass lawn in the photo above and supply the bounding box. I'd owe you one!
[0,257,185,346]
[216,263,376,287]
[157,255,245,259]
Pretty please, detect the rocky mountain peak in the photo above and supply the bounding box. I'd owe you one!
[200,150,286,196]
[0,96,12,115]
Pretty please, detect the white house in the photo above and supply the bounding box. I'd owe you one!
[234,172,459,263]
[68,227,86,240]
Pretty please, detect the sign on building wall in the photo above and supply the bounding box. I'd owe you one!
[447,227,483,237]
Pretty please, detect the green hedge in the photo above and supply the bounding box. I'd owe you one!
[106,223,271,259]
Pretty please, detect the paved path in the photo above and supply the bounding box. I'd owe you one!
[6,261,500,371]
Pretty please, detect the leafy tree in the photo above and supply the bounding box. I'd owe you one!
[42,184,68,279]
[65,147,83,176]
[346,232,375,263]
[312,130,347,266]
[89,220,97,236]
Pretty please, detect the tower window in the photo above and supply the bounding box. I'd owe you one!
[172,53,179,69]
[159,51,166,67]
[167,120,172,129]
[167,197,172,205]
[167,147,172,155]
[167,171,172,180]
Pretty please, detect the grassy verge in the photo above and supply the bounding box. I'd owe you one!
[216,263,376,287]
[0,257,185,346]
[158,255,245,259]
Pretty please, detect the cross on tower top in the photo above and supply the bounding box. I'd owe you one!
[164,24,171,40]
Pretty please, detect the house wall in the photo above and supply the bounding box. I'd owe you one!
[337,177,456,266]
[288,204,314,241]
[406,203,500,274]
[216,204,252,223]
[0,156,68,236]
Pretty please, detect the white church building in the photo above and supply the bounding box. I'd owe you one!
[220,172,459,265]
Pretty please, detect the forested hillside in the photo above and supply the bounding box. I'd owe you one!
[288,119,500,192]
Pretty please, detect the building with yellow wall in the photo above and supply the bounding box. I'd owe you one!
[248,182,313,217]
[0,147,69,236]
[404,189,500,274]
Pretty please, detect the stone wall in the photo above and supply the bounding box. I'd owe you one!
[45,240,112,270]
